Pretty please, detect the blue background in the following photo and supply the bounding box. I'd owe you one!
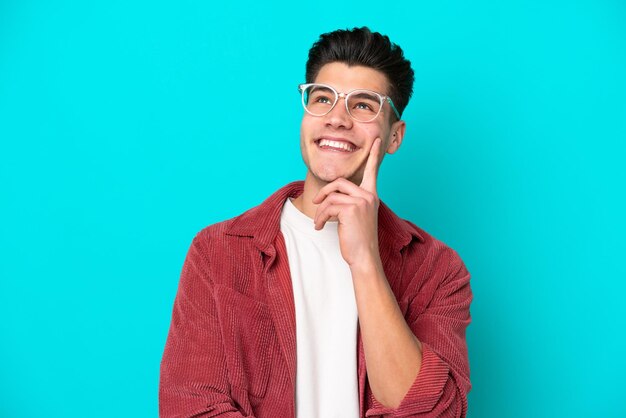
[1,1,625,417]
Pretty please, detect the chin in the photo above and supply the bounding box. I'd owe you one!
[312,167,361,185]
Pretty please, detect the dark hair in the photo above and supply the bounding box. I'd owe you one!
[305,27,414,118]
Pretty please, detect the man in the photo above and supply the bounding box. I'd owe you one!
[160,27,472,418]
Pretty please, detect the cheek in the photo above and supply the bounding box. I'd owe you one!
[361,124,388,143]
[299,119,312,164]
[300,114,317,133]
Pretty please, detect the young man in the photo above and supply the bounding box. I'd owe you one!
[160,27,472,418]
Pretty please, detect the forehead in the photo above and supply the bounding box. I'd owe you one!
[313,62,390,94]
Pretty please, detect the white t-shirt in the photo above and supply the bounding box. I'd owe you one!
[279,198,359,418]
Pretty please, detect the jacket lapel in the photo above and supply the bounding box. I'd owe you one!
[263,234,297,390]
[225,182,305,392]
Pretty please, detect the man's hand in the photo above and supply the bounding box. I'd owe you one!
[313,138,424,408]
[312,138,383,267]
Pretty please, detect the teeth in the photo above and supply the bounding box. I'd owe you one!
[318,139,355,152]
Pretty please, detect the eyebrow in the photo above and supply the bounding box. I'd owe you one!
[310,86,334,94]
[350,91,379,101]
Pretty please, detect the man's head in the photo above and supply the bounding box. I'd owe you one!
[299,27,414,186]
[305,27,414,120]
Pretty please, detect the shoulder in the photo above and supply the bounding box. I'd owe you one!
[379,201,463,264]
[406,218,466,269]
[193,216,238,243]
[390,217,471,315]
[187,209,257,257]
[404,219,460,257]
[187,181,305,254]
[388,212,469,293]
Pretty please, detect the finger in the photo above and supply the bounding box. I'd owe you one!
[314,193,364,224]
[314,204,348,230]
[313,177,369,204]
[360,137,382,193]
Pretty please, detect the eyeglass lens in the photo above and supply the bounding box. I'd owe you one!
[302,85,382,122]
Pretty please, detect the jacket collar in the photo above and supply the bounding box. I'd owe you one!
[225,181,424,253]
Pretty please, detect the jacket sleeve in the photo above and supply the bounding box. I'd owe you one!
[159,236,252,418]
[366,248,473,418]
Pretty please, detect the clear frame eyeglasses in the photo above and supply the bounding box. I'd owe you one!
[298,83,401,123]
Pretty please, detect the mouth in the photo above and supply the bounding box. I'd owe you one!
[316,138,357,153]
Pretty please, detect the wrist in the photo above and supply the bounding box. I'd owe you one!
[349,252,384,278]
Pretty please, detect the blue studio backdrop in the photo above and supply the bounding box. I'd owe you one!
[1,1,625,417]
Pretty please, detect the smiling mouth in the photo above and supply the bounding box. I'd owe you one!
[316,138,356,152]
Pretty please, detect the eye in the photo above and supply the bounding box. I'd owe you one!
[354,101,375,111]
[348,91,381,114]
[314,95,332,104]
[307,90,335,106]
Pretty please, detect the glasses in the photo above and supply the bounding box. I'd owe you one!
[298,83,400,123]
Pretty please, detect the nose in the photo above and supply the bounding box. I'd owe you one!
[324,95,353,129]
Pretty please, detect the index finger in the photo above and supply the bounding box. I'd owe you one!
[359,137,382,192]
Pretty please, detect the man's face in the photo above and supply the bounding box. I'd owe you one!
[299,62,404,186]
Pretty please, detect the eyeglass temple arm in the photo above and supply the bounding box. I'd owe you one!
[386,97,401,120]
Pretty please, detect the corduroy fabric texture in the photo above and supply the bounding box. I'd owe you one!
[160,181,472,418]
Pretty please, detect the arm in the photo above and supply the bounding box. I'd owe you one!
[363,249,472,417]
[159,236,252,418]
[313,139,471,416]
[351,258,423,409]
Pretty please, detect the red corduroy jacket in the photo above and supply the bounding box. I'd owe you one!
[160,182,472,417]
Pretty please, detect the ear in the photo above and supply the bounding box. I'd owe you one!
[385,120,406,155]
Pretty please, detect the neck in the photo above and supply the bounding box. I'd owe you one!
[291,171,333,219]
